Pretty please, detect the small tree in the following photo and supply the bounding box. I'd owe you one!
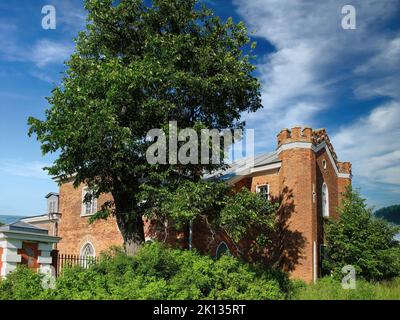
[324,186,400,281]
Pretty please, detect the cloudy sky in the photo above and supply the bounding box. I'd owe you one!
[0,0,399,216]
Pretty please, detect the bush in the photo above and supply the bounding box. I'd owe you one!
[0,266,44,300]
[324,187,400,281]
[0,242,289,300]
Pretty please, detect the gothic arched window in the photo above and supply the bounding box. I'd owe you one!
[81,242,95,257]
[80,242,96,268]
[216,241,230,259]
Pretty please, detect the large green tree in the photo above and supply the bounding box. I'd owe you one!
[28,0,262,253]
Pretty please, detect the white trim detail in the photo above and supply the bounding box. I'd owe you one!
[250,162,281,174]
[277,141,351,179]
[21,215,52,224]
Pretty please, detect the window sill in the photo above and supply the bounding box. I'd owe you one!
[80,213,95,217]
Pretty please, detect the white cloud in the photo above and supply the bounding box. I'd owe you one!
[0,1,84,74]
[233,0,400,150]
[0,160,51,180]
[53,0,87,32]
[30,39,73,68]
[233,0,400,204]
[332,101,400,186]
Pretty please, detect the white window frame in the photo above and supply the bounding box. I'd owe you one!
[256,184,270,201]
[49,200,56,213]
[80,241,96,258]
[322,183,329,218]
[81,187,98,217]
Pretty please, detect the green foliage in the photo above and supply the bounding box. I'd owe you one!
[140,179,228,228]
[220,187,277,244]
[375,204,400,225]
[292,276,400,300]
[141,180,277,252]
[27,0,262,244]
[0,266,44,300]
[0,243,288,300]
[324,186,400,281]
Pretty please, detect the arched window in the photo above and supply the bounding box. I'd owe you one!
[80,242,96,268]
[322,183,329,218]
[216,241,230,259]
[81,242,95,257]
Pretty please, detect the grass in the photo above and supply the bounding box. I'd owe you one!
[292,277,400,300]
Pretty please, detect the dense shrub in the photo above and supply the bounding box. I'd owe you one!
[0,243,288,300]
[324,187,400,281]
[0,266,44,300]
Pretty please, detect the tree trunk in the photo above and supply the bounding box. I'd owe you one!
[114,192,145,256]
[117,213,145,256]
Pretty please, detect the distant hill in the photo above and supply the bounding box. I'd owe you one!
[375,205,400,225]
[0,215,24,225]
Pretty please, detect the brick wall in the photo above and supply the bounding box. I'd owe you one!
[278,147,316,282]
[57,181,124,255]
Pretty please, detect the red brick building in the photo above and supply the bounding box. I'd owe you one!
[54,126,351,283]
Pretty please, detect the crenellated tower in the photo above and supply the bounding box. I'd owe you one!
[276,126,351,282]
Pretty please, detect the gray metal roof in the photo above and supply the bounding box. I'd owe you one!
[0,221,49,235]
[205,151,280,181]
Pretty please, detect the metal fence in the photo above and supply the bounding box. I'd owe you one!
[54,253,98,277]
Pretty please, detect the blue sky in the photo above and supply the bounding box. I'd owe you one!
[0,0,399,217]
